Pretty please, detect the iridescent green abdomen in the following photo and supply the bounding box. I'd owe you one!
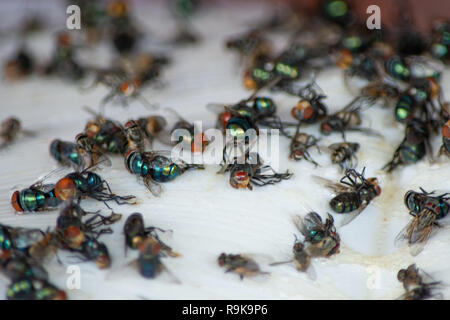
[226,117,253,139]
[330,192,361,213]
[400,141,425,164]
[395,95,414,122]
[253,97,275,117]
[274,61,298,79]
[0,227,12,251]
[385,56,410,81]
[7,278,33,300]
[151,156,180,182]
[126,151,149,176]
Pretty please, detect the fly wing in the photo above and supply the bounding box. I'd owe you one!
[340,96,376,114]
[293,213,322,237]
[312,175,353,194]
[143,176,163,197]
[11,228,44,250]
[30,167,68,190]
[80,156,112,173]
[394,217,418,248]
[206,103,228,114]
[338,202,367,227]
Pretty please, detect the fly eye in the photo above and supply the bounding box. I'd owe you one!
[220,111,231,127]
[320,122,332,134]
[230,171,250,189]
[375,185,382,196]
[55,178,76,201]
[11,191,23,212]
[243,70,257,90]
[398,270,406,282]
[336,50,353,69]
[120,82,130,93]
[442,121,450,138]
[124,121,134,129]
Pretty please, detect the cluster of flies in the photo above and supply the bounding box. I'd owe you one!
[0,0,449,299]
[219,0,450,298]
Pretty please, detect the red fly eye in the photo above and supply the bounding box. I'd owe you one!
[234,171,248,181]
[303,106,314,120]
[11,191,23,212]
[55,178,76,201]
[64,225,82,239]
[243,70,257,90]
[124,120,134,129]
[220,111,231,128]
[0,249,11,260]
[124,149,135,159]
[442,121,450,138]
[58,33,71,47]
[55,290,67,300]
[297,101,313,119]
[375,185,382,196]
[321,122,332,134]
[191,133,208,153]
[231,171,250,189]
[120,82,129,93]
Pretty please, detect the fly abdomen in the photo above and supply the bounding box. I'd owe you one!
[150,156,180,182]
[400,141,426,164]
[330,192,361,213]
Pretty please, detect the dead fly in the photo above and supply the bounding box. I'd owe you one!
[69,235,111,269]
[288,78,328,124]
[314,168,381,226]
[395,188,449,256]
[207,87,296,140]
[320,96,379,139]
[360,78,400,106]
[52,161,136,208]
[394,78,443,129]
[82,69,155,110]
[124,149,203,196]
[55,201,122,247]
[118,235,180,281]
[383,118,431,173]
[28,227,112,270]
[123,212,179,258]
[155,109,209,153]
[3,254,67,300]
[327,142,360,171]
[0,117,34,149]
[1,253,49,283]
[117,52,169,87]
[135,237,180,280]
[397,264,443,300]
[289,123,320,166]
[134,115,167,149]
[219,148,292,190]
[0,224,44,256]
[82,107,129,155]
[11,170,63,213]
[3,48,34,81]
[106,1,142,55]
[44,32,85,81]
[271,212,340,278]
[218,253,270,280]
[336,50,380,85]
[124,120,147,153]
[50,138,110,170]
[225,30,272,69]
